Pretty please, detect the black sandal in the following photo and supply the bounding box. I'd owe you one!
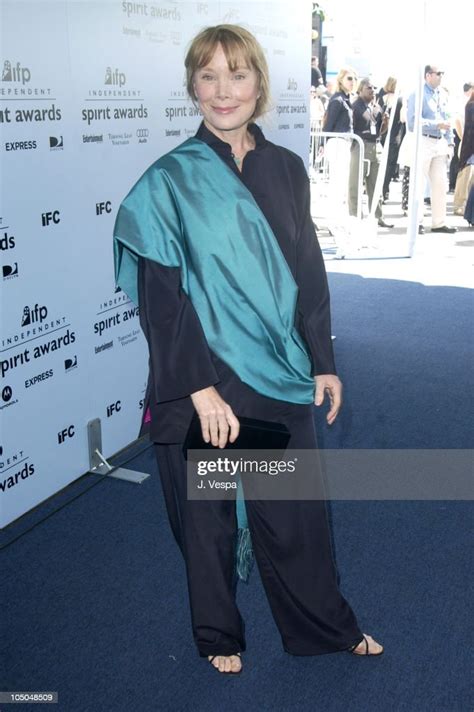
[348,634,384,656]
[208,652,242,674]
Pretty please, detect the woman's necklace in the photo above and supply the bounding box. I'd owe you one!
[231,136,256,167]
[231,151,245,166]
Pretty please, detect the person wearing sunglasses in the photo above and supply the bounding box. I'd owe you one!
[348,78,394,229]
[407,64,457,233]
[323,67,357,255]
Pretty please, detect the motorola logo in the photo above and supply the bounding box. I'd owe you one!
[3,263,18,280]
[41,211,60,226]
[96,201,112,215]
[64,356,78,372]
[2,60,31,84]
[49,136,64,150]
[105,67,126,87]
[21,303,48,326]
[2,386,12,402]
[0,385,18,410]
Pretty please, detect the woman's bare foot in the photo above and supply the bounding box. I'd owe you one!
[350,633,384,656]
[208,653,242,673]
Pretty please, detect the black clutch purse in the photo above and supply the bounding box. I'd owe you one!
[183,413,290,458]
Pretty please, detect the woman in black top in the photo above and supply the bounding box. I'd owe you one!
[323,67,357,257]
[116,26,383,674]
[377,77,406,200]
[324,68,355,134]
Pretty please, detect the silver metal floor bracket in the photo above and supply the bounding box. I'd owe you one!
[87,418,150,484]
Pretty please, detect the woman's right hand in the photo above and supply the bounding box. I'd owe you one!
[190,386,240,448]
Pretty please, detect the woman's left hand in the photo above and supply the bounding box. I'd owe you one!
[314,375,343,425]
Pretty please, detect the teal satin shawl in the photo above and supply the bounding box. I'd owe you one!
[114,137,314,404]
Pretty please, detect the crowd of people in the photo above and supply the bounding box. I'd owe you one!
[309,59,474,246]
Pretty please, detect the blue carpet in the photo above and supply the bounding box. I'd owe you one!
[2,274,473,712]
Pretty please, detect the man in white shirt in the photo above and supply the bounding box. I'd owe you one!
[407,65,457,233]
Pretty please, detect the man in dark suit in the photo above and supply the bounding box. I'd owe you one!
[348,78,393,228]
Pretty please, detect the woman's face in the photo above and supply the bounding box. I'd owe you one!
[341,72,356,94]
[193,43,260,134]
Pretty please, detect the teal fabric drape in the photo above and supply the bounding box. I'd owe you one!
[114,138,315,581]
[114,138,314,405]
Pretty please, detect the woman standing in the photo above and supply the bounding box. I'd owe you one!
[377,76,406,201]
[323,67,357,257]
[114,25,383,674]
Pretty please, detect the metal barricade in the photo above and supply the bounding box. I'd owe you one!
[309,129,367,231]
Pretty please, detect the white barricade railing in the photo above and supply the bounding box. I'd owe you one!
[309,129,367,226]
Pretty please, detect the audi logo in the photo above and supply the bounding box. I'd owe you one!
[136,129,149,138]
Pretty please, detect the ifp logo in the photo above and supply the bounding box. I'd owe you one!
[21,304,48,326]
[2,60,31,84]
[104,67,126,87]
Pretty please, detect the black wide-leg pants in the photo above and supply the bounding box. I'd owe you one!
[154,394,363,658]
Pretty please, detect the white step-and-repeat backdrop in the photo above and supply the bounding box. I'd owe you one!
[0,0,311,528]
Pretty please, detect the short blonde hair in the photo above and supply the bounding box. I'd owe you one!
[185,24,270,120]
[335,66,357,93]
